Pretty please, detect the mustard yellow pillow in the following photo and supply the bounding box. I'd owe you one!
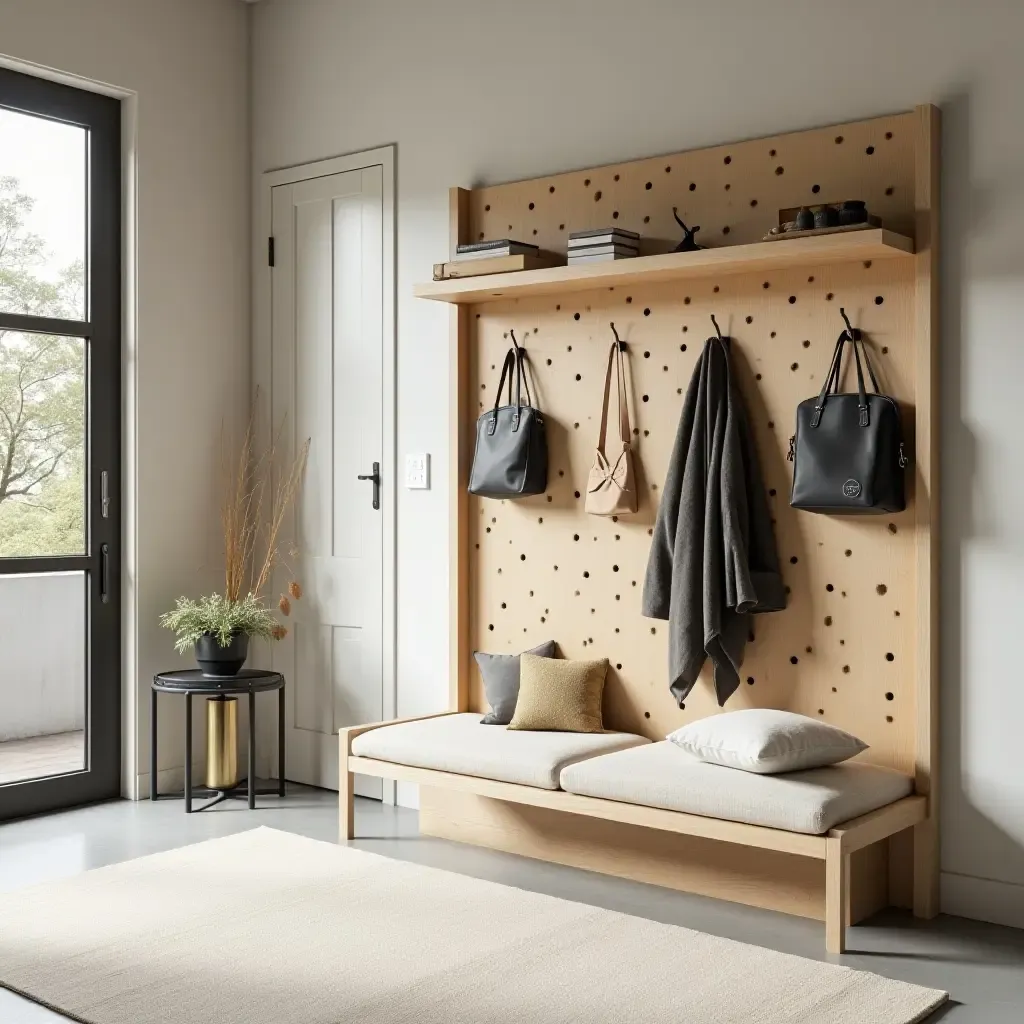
[507,654,608,733]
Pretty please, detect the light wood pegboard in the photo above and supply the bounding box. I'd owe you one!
[469,260,916,771]
[459,110,929,771]
[443,108,939,908]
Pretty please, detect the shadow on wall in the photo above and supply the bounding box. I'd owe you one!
[940,87,1024,905]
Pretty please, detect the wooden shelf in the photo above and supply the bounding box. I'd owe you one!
[414,228,914,305]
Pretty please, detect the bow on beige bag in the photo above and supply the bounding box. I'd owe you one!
[586,328,637,516]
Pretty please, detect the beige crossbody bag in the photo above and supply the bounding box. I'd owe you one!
[586,333,638,516]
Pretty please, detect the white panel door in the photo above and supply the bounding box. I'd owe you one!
[271,167,383,796]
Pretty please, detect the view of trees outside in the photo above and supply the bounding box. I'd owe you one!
[0,168,86,557]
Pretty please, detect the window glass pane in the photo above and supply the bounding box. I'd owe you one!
[0,331,85,556]
[0,571,85,785]
[0,108,87,321]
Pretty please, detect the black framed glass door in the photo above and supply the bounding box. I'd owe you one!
[0,67,121,820]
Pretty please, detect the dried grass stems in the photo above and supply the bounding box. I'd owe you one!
[220,401,310,620]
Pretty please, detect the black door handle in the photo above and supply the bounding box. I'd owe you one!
[99,542,110,604]
[357,462,381,510]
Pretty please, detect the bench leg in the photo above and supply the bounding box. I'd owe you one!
[912,818,940,919]
[825,837,849,954]
[339,729,355,842]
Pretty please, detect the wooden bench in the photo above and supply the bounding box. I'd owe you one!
[340,714,930,954]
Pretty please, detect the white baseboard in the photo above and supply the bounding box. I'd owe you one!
[135,763,205,799]
[941,870,1024,930]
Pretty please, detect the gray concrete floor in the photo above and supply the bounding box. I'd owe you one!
[0,786,1022,1022]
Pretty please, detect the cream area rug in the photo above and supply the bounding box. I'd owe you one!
[0,827,946,1024]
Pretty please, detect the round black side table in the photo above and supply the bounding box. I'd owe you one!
[151,669,285,813]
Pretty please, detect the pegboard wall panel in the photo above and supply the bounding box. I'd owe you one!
[468,113,915,258]
[455,110,936,781]
[470,265,916,772]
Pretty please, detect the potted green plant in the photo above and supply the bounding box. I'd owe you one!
[160,408,310,676]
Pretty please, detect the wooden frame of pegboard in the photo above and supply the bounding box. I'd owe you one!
[344,105,940,952]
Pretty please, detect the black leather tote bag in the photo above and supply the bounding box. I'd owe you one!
[468,335,548,499]
[789,326,906,514]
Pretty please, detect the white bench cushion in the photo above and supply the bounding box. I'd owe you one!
[351,713,650,790]
[559,741,913,834]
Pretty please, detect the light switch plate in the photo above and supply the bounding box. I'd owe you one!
[405,452,430,489]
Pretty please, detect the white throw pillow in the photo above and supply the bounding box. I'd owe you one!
[666,709,867,774]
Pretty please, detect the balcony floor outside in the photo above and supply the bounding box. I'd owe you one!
[0,731,85,786]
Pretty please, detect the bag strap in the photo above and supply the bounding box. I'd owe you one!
[597,332,630,455]
[489,348,518,434]
[509,330,532,409]
[487,331,534,435]
[811,317,882,428]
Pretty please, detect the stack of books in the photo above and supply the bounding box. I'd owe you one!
[567,228,640,264]
[433,239,559,280]
[453,239,539,261]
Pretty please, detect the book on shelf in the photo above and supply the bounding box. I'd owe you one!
[568,241,639,256]
[568,227,640,243]
[454,239,538,259]
[568,242,640,259]
[567,249,640,264]
[433,252,562,281]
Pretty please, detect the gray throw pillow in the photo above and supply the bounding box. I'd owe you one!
[475,641,556,725]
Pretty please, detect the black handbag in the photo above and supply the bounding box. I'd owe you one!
[468,333,548,499]
[789,317,907,514]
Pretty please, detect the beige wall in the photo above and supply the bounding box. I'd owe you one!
[251,0,1024,928]
[0,0,250,792]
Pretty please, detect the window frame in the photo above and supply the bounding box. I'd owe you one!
[0,66,122,819]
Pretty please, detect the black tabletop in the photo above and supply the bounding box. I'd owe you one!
[152,669,284,694]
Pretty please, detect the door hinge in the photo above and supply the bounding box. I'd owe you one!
[268,236,275,267]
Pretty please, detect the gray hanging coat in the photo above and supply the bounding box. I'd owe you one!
[642,335,786,706]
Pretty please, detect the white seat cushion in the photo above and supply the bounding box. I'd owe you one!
[559,741,913,834]
[351,713,650,790]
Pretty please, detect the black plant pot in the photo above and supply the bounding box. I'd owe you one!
[194,632,250,677]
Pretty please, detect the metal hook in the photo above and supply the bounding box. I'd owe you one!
[839,307,860,341]
[710,314,723,340]
[610,322,626,351]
